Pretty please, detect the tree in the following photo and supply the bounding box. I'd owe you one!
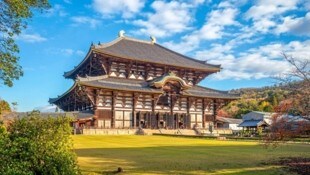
[0,112,80,174]
[264,53,310,145]
[0,0,50,87]
[275,53,309,117]
[0,99,11,115]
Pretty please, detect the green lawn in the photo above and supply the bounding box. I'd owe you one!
[73,135,310,175]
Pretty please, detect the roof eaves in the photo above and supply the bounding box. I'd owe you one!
[194,85,240,99]
[63,47,93,79]
[49,82,78,104]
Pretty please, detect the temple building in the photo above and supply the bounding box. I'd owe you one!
[49,32,238,129]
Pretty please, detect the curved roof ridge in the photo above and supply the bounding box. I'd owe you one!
[122,36,152,45]
[95,36,152,49]
[94,37,123,49]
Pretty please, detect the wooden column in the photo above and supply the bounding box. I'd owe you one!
[148,112,151,129]
[111,91,116,128]
[213,99,217,126]
[151,94,155,129]
[176,114,179,129]
[152,94,160,129]
[170,94,173,129]
[132,94,136,129]
[202,98,205,128]
[186,97,190,129]
[132,93,139,129]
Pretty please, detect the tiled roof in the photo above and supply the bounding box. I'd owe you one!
[64,37,221,78]
[93,37,220,71]
[238,120,270,127]
[79,77,239,99]
[50,76,239,104]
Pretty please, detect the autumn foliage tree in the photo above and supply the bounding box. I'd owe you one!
[264,53,310,144]
[0,99,11,115]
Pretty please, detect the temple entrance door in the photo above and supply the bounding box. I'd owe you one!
[157,113,166,129]
[159,121,165,128]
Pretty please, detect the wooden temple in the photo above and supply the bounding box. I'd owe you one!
[49,32,239,129]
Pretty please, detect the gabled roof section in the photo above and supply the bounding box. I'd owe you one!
[93,36,221,71]
[64,36,221,78]
[238,120,270,127]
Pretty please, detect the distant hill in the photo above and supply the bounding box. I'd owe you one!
[219,83,298,119]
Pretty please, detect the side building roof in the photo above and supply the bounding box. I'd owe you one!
[64,36,221,78]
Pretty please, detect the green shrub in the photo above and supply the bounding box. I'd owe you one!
[0,112,80,175]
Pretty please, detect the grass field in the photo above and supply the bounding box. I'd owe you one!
[73,135,310,175]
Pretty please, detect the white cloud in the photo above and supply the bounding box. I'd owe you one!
[18,33,47,43]
[199,8,239,39]
[246,0,299,20]
[195,40,310,80]
[45,48,85,57]
[132,1,194,37]
[60,49,74,56]
[162,6,239,53]
[245,0,299,33]
[92,0,145,18]
[45,4,67,17]
[76,50,85,56]
[275,12,310,36]
[60,49,85,56]
[71,16,101,28]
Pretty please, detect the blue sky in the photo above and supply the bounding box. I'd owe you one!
[1,0,310,111]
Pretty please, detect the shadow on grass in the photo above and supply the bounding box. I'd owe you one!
[75,144,308,175]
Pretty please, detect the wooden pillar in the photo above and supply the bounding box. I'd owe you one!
[213,99,217,127]
[151,94,155,129]
[202,98,205,129]
[149,112,152,129]
[111,91,116,128]
[132,93,137,129]
[176,114,179,129]
[186,97,190,129]
[170,94,174,129]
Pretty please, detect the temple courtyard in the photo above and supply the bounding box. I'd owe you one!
[73,135,309,175]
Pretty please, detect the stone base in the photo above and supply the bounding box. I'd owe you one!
[74,128,233,136]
